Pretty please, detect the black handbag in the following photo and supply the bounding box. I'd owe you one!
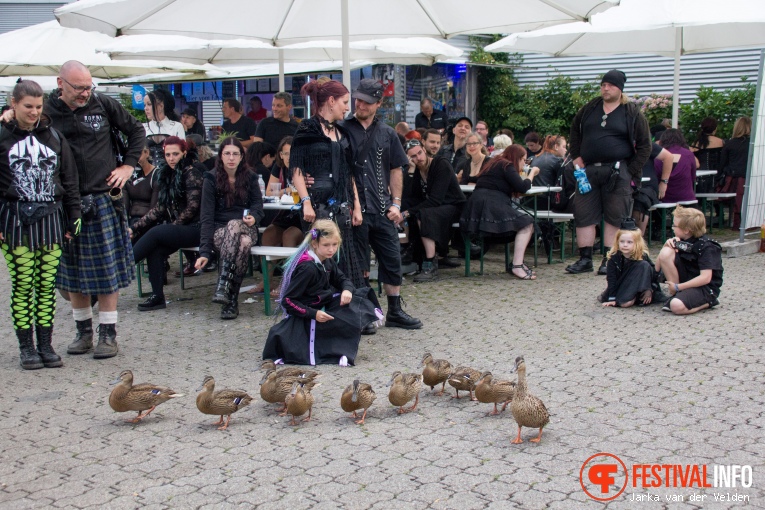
[17,201,58,226]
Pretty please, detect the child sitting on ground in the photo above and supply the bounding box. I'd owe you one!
[655,205,723,315]
[599,218,659,308]
[262,219,383,366]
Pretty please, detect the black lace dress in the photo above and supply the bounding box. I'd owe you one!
[290,117,364,288]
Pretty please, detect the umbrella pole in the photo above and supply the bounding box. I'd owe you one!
[341,0,351,91]
[672,27,681,128]
[279,49,285,92]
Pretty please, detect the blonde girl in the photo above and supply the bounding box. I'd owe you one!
[262,219,382,366]
[599,219,658,308]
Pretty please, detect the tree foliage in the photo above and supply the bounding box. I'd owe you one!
[679,82,756,142]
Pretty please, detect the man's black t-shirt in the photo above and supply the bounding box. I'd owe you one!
[579,104,633,164]
[255,117,299,148]
[222,115,257,142]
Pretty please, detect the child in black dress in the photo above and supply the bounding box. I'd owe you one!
[599,218,656,308]
[262,219,382,366]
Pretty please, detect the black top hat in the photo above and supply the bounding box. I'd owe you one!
[620,217,639,231]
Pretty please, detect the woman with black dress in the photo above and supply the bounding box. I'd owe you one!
[460,144,540,280]
[290,77,364,288]
[719,116,751,230]
[130,136,204,311]
[194,137,264,320]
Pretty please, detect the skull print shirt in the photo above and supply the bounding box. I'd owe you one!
[0,117,81,220]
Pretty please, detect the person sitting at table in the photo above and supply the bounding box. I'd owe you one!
[718,116,751,230]
[130,137,204,312]
[490,134,512,158]
[633,142,672,236]
[194,137,264,320]
[656,129,699,204]
[456,132,489,185]
[460,144,540,280]
[248,136,303,296]
[401,139,466,282]
[690,117,725,193]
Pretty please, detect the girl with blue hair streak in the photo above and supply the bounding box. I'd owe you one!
[262,219,382,366]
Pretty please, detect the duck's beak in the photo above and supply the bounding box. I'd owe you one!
[109,377,121,385]
[195,384,205,392]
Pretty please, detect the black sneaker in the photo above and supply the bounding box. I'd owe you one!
[137,294,167,311]
[661,299,673,312]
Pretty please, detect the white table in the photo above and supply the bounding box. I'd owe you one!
[263,201,297,211]
[696,170,718,178]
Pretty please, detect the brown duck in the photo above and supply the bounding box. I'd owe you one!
[421,353,452,396]
[259,369,318,414]
[447,366,482,400]
[195,375,253,430]
[340,379,376,425]
[260,359,320,380]
[387,371,423,414]
[510,356,550,444]
[474,371,515,415]
[285,381,317,426]
[108,370,183,423]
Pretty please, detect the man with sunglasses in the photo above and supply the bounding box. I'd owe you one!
[48,60,145,359]
[567,69,651,275]
[340,79,422,333]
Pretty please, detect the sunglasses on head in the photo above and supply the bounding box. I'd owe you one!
[405,139,422,152]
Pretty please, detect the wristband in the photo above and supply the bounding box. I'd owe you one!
[661,179,669,184]
[393,196,402,201]
[300,196,311,204]
[390,203,401,210]
[674,283,680,293]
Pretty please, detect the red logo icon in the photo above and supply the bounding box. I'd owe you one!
[580,452,628,501]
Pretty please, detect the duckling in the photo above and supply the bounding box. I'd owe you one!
[475,371,515,415]
[421,353,452,396]
[510,356,549,444]
[259,369,318,414]
[340,379,376,425]
[195,375,253,430]
[285,381,317,426]
[260,359,320,380]
[447,366,482,400]
[387,371,423,414]
[108,370,183,423]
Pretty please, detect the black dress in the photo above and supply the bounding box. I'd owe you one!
[290,117,364,288]
[460,159,533,237]
[262,251,381,366]
[599,252,655,305]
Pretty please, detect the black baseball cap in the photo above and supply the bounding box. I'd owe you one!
[181,107,198,118]
[453,116,473,129]
[353,79,384,104]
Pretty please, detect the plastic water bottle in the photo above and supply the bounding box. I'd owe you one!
[574,165,591,194]
[258,175,266,198]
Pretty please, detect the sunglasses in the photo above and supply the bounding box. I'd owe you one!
[405,139,422,152]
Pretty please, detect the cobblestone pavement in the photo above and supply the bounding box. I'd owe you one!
[0,242,763,509]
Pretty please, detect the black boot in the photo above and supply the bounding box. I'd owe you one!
[17,328,43,370]
[212,261,236,305]
[67,319,94,355]
[93,324,118,359]
[35,325,63,368]
[137,293,166,311]
[565,247,594,274]
[361,323,377,335]
[220,272,243,320]
[385,295,422,329]
[597,248,610,275]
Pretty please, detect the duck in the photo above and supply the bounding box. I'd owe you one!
[259,369,318,414]
[387,371,423,414]
[260,359,320,380]
[447,366,482,400]
[285,380,317,426]
[195,375,253,430]
[108,370,183,423]
[340,379,376,425]
[421,353,452,396]
[510,356,550,444]
[475,371,515,415]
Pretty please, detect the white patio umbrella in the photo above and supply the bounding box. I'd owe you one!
[56,0,619,89]
[0,75,131,94]
[0,21,218,79]
[96,35,464,90]
[484,0,765,127]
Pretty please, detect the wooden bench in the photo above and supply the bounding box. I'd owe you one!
[250,246,299,315]
[696,193,737,232]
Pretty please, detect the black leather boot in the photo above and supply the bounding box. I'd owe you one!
[35,325,63,368]
[385,295,423,329]
[220,272,243,320]
[67,319,93,355]
[17,328,43,370]
[565,247,594,274]
[597,247,610,275]
[93,324,118,359]
[137,293,166,311]
[212,261,236,305]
